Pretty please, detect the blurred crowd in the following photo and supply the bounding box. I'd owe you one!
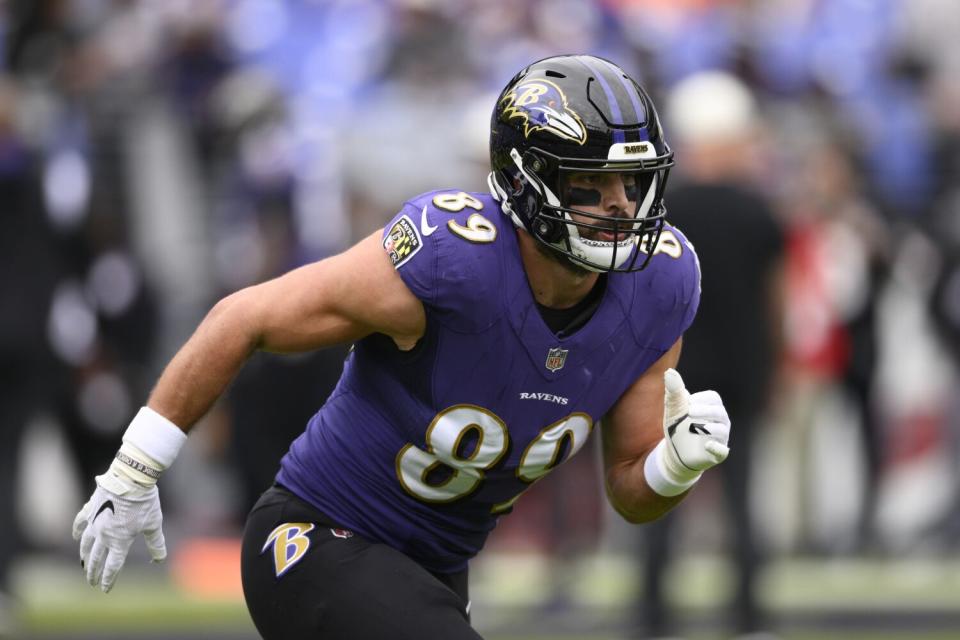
[2,0,960,637]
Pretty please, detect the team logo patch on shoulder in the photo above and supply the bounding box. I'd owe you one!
[545,347,568,372]
[384,214,423,268]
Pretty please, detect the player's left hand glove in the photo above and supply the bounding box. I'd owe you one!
[644,368,731,496]
[72,469,167,593]
[662,368,730,474]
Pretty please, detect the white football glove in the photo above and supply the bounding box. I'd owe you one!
[72,468,167,593]
[661,368,730,480]
[643,368,732,496]
[72,406,187,592]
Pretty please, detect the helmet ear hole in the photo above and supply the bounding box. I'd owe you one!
[490,171,512,198]
[534,216,565,244]
[523,151,545,174]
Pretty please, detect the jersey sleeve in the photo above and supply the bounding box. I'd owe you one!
[628,223,702,351]
[672,224,702,335]
[382,191,503,332]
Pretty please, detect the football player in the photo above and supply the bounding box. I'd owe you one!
[73,55,731,639]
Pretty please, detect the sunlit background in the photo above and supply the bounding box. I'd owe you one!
[2,0,960,638]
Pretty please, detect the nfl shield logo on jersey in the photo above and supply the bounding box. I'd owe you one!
[545,347,568,372]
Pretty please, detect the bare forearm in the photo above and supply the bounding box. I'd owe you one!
[605,456,687,524]
[147,292,260,431]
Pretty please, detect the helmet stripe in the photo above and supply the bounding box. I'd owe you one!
[597,58,649,140]
[578,57,625,143]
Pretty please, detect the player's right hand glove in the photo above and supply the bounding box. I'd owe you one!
[72,468,167,593]
[72,406,187,592]
[644,368,731,496]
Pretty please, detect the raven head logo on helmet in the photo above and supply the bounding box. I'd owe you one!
[488,54,674,273]
[499,79,587,145]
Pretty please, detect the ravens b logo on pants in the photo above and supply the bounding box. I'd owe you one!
[261,522,315,577]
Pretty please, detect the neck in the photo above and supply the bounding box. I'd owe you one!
[516,229,599,309]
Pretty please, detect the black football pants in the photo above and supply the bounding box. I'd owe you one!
[241,485,482,640]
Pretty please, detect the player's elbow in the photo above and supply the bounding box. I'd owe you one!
[609,495,678,525]
[205,288,265,353]
[607,497,663,525]
[609,501,647,525]
[604,477,647,524]
[604,468,679,525]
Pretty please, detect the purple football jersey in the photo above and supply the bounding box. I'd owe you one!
[277,190,700,573]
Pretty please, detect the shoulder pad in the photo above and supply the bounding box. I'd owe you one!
[384,190,507,332]
[623,224,701,349]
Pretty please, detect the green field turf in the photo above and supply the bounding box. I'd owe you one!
[12,552,960,639]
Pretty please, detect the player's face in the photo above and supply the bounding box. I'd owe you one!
[561,171,639,241]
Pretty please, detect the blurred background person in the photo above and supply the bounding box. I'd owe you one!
[918,55,960,547]
[635,71,786,639]
[777,130,891,555]
[6,0,162,517]
[0,74,62,637]
[199,57,352,519]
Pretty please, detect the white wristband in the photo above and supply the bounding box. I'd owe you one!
[122,406,188,470]
[643,439,701,497]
